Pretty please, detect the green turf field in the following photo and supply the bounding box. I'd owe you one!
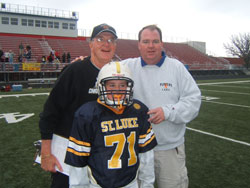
[0,78,249,187]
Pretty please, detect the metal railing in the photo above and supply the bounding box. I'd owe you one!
[0,62,68,72]
[0,2,79,20]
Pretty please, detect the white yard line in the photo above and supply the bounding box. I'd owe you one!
[202,100,250,108]
[201,89,250,95]
[0,93,49,98]
[198,80,250,86]
[187,127,250,147]
[200,85,250,89]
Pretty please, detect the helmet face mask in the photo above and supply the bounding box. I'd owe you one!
[97,62,134,109]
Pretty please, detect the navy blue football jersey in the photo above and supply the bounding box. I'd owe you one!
[65,99,157,188]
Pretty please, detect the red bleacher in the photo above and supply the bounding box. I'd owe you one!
[0,33,88,62]
[116,40,140,59]
[163,43,227,70]
[0,32,229,70]
[224,57,245,66]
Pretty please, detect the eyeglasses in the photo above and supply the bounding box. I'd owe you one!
[141,39,161,45]
[94,37,117,45]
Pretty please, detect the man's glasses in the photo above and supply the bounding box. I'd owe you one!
[94,37,117,45]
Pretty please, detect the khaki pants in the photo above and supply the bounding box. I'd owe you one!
[154,143,188,188]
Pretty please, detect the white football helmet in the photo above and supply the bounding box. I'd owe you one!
[97,61,134,109]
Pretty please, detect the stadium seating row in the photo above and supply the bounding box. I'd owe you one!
[0,32,245,71]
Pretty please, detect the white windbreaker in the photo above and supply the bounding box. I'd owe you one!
[122,56,201,151]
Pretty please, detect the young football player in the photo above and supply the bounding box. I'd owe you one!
[65,61,157,188]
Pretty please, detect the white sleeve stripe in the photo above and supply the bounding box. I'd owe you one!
[68,140,91,153]
[139,130,155,144]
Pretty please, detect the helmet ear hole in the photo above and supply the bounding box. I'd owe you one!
[97,61,134,108]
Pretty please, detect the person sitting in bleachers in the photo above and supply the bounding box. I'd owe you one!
[9,50,14,63]
[66,52,71,63]
[23,45,32,61]
[19,42,24,56]
[47,52,54,63]
[4,51,10,62]
[41,56,46,63]
[55,51,60,61]
[0,49,4,62]
[18,55,23,63]
[62,52,66,63]
[0,49,5,71]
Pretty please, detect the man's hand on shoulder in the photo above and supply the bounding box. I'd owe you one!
[71,56,86,63]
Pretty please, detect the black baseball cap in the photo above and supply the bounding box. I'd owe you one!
[90,23,117,40]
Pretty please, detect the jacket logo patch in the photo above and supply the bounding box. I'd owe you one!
[88,88,98,94]
[133,103,141,110]
[160,83,172,91]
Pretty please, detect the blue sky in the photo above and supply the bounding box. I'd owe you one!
[3,0,250,57]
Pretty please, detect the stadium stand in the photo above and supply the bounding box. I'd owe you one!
[163,43,223,70]
[0,33,248,84]
[224,57,245,69]
[0,32,249,84]
[0,33,87,62]
[0,32,235,70]
[116,39,140,59]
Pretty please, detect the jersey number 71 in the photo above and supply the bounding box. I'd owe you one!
[105,131,137,169]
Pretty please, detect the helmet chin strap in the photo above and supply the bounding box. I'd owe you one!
[113,94,123,109]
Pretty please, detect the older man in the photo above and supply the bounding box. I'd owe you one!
[39,23,118,188]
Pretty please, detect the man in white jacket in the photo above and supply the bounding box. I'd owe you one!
[122,25,201,188]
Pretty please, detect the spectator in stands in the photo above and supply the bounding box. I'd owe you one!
[54,51,60,69]
[41,56,46,63]
[121,25,202,188]
[23,45,32,61]
[18,55,23,63]
[47,52,54,63]
[0,48,5,71]
[4,51,10,62]
[51,49,55,56]
[19,42,24,56]
[39,23,118,188]
[62,52,66,63]
[0,48,4,62]
[66,52,71,63]
[9,50,14,63]
[55,51,60,61]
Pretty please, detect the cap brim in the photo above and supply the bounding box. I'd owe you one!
[95,30,118,39]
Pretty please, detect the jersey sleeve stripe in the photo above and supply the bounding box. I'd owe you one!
[138,128,156,147]
[69,136,91,146]
[68,140,91,153]
[139,126,153,139]
[67,148,90,156]
[139,134,156,147]
[147,126,153,133]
